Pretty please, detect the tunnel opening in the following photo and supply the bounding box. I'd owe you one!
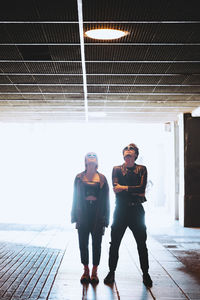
[0,121,176,228]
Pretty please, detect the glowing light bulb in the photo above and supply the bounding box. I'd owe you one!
[85,29,128,40]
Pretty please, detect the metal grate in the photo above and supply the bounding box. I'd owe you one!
[82,0,200,21]
[0,46,22,60]
[49,46,81,61]
[5,24,46,43]
[0,1,39,21]
[35,0,78,21]
[54,62,82,74]
[43,23,80,43]
[0,62,29,73]
[18,46,52,61]
[84,23,200,44]
[85,45,193,61]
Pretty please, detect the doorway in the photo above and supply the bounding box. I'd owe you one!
[0,122,175,227]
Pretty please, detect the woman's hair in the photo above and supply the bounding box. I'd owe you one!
[122,143,139,160]
[85,152,98,170]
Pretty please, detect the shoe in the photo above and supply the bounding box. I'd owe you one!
[104,271,115,284]
[80,266,90,284]
[90,273,99,284]
[90,266,99,284]
[143,273,153,288]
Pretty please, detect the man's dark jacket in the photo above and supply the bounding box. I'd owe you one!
[112,163,147,205]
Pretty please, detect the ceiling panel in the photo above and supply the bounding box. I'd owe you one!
[35,0,78,21]
[0,1,39,21]
[85,45,183,61]
[0,46,22,60]
[26,62,56,73]
[53,62,82,74]
[33,75,83,84]
[82,0,200,21]
[84,23,200,44]
[86,62,142,74]
[8,75,41,84]
[18,45,52,61]
[43,94,84,100]
[184,75,200,85]
[49,46,81,61]
[167,63,200,74]
[0,62,29,73]
[16,85,41,93]
[5,24,46,43]
[43,24,80,43]
[87,62,193,74]
[87,75,153,84]
[0,85,18,92]
[157,76,189,85]
[0,93,26,100]
[0,24,12,43]
[0,76,11,84]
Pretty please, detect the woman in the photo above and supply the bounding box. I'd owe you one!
[71,152,109,284]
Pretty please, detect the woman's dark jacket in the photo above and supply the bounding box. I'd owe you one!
[71,171,110,230]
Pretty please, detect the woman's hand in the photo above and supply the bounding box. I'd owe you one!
[113,184,128,193]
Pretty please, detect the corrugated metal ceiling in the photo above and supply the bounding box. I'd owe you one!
[0,0,200,122]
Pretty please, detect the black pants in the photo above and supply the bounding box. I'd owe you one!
[78,226,103,266]
[108,204,149,273]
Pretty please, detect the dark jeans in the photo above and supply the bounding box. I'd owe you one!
[78,226,103,266]
[108,203,149,273]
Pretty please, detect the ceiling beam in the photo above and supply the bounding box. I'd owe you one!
[1,73,199,76]
[1,60,199,63]
[77,0,88,121]
[1,21,200,24]
[0,105,196,109]
[1,84,199,87]
[1,92,199,95]
[0,99,199,103]
[1,43,200,46]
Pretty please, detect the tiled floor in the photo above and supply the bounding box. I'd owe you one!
[0,222,199,299]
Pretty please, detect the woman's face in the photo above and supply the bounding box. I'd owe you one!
[85,152,98,168]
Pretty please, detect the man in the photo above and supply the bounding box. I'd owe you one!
[104,143,152,288]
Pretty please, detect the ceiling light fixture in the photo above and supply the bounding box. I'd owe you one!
[85,29,128,40]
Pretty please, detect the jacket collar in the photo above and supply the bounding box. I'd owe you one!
[121,163,136,176]
[78,170,104,188]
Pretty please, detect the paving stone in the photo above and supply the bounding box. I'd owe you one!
[0,222,199,299]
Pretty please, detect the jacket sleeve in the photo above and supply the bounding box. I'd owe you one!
[103,177,110,227]
[71,176,78,223]
[112,166,120,186]
[127,166,147,194]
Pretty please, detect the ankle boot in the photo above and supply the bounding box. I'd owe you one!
[143,272,153,288]
[104,271,115,284]
[80,265,90,284]
[90,265,99,284]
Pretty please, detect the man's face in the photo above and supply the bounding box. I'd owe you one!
[123,146,137,161]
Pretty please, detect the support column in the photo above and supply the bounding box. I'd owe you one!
[174,121,179,220]
[181,113,200,227]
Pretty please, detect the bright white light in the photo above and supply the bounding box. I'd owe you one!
[0,122,174,227]
[192,106,200,117]
[85,29,128,40]
[89,112,107,117]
